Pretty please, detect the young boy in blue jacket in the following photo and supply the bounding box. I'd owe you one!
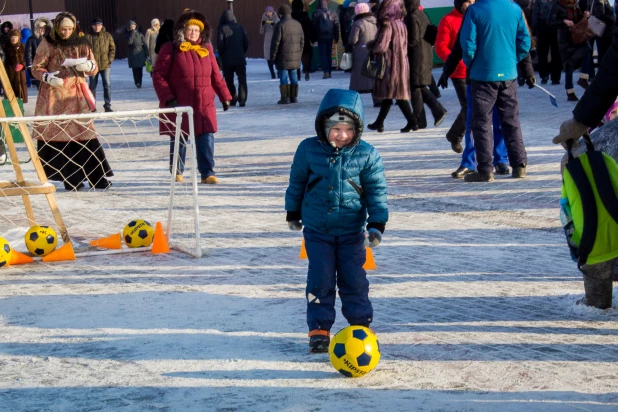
[285,89,389,353]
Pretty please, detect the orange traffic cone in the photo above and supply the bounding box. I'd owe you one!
[363,247,377,270]
[42,242,76,263]
[9,250,34,265]
[89,233,122,249]
[152,222,170,254]
[299,238,308,259]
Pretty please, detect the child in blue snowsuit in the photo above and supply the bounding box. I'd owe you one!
[285,89,388,353]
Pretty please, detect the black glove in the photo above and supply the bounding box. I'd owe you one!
[262,20,266,26]
[437,72,449,89]
[222,101,230,111]
[525,76,537,89]
[166,98,178,108]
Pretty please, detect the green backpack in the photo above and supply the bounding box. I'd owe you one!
[561,134,618,268]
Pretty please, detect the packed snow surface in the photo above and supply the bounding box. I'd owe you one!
[1,60,617,411]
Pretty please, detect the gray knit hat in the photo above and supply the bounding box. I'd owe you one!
[324,113,356,138]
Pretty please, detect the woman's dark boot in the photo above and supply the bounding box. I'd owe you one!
[289,85,299,103]
[397,100,418,133]
[278,85,290,105]
[367,100,392,133]
[421,88,448,126]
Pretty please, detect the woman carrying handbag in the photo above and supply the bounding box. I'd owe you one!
[348,3,379,106]
[547,0,592,101]
[367,0,418,133]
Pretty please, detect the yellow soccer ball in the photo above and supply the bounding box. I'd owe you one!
[25,225,58,256]
[329,325,381,378]
[123,219,155,248]
[0,237,12,268]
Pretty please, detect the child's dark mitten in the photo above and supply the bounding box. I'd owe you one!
[288,220,303,231]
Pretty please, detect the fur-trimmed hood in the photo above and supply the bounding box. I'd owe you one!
[33,18,52,39]
[354,12,375,21]
[174,11,211,44]
[46,12,89,47]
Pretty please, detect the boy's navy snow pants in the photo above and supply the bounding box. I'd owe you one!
[303,227,373,332]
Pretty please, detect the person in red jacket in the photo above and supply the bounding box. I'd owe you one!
[153,11,232,184]
[435,0,473,154]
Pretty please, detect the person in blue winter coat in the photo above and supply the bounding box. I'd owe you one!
[459,0,531,182]
[285,89,388,353]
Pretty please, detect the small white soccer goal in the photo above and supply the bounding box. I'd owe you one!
[0,107,203,258]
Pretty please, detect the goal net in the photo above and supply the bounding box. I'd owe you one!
[0,107,203,258]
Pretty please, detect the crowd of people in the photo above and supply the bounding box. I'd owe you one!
[0,1,616,187]
[0,0,617,349]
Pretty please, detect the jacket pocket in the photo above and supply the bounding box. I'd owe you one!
[306,176,322,193]
[348,178,363,197]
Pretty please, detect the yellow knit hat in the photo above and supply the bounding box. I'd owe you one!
[185,18,204,31]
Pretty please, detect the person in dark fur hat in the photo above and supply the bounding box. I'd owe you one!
[31,11,114,191]
[153,11,232,184]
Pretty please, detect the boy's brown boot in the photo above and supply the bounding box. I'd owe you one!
[309,330,330,353]
[201,176,219,184]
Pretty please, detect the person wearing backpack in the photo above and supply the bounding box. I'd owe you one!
[217,10,249,107]
[312,0,340,79]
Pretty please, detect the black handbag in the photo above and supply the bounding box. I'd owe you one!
[361,52,386,80]
[423,24,438,46]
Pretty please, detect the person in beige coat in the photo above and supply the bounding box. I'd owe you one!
[32,12,113,191]
[144,18,160,67]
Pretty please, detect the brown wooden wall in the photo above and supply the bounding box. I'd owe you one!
[2,0,65,15]
[114,0,281,59]
[19,0,288,59]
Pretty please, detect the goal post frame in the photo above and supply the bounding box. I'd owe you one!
[0,106,203,259]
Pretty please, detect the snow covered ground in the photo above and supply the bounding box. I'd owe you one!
[1,60,617,411]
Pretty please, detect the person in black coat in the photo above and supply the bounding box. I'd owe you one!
[405,0,447,129]
[271,4,305,104]
[217,10,249,107]
[292,0,316,81]
[554,27,618,144]
[532,0,563,85]
[576,0,615,88]
[547,0,591,101]
[25,18,51,90]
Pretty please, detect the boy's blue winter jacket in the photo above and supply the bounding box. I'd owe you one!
[460,0,531,82]
[285,89,388,236]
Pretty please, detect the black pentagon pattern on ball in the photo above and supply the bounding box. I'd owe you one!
[29,232,39,242]
[376,340,380,352]
[338,368,353,378]
[125,235,133,244]
[46,235,55,244]
[357,352,371,367]
[144,220,151,226]
[352,329,368,341]
[3,244,9,253]
[128,221,137,227]
[138,230,149,240]
[0,261,5,268]
[34,248,45,256]
[41,225,49,228]
[333,343,346,359]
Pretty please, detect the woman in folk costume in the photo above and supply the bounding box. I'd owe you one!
[153,11,232,184]
[32,12,113,191]
[3,29,28,102]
